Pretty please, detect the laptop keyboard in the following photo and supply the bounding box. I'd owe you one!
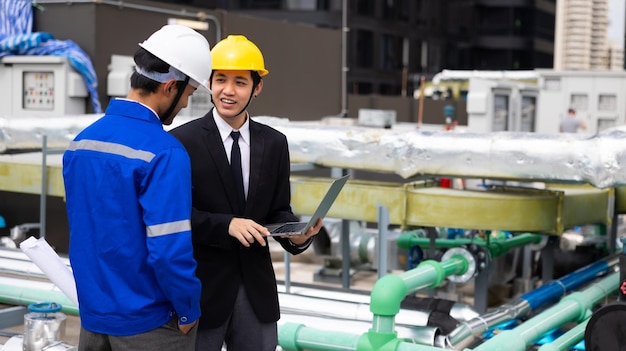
[273,223,306,234]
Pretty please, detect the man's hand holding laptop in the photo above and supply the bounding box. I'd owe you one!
[283,217,323,245]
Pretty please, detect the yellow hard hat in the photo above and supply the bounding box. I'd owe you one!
[211,35,269,76]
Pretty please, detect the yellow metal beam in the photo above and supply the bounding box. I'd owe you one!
[290,177,410,224]
[0,154,613,235]
[291,177,612,235]
[0,154,64,198]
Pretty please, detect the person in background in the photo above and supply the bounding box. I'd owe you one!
[559,107,587,133]
[169,35,322,351]
[62,25,212,351]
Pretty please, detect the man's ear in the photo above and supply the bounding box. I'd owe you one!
[254,79,263,96]
[162,79,178,96]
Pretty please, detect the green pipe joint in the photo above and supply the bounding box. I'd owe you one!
[358,330,402,351]
[370,274,408,316]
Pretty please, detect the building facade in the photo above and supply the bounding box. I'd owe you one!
[554,0,623,70]
[156,0,557,97]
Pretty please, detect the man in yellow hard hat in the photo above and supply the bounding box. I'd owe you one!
[64,24,210,351]
[170,35,322,351]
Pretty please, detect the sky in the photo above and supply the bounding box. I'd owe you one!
[608,0,625,43]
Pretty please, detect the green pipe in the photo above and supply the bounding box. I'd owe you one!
[397,235,483,250]
[279,256,470,351]
[279,322,450,351]
[370,257,467,318]
[0,278,79,315]
[536,317,590,351]
[469,272,618,351]
[279,322,360,351]
[364,257,467,349]
[397,232,542,258]
[487,234,543,257]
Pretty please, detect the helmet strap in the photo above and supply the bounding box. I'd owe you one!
[235,76,260,117]
[235,92,254,118]
[160,76,190,123]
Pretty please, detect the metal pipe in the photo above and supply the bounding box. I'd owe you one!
[0,247,70,263]
[340,0,348,117]
[471,272,618,351]
[0,247,71,277]
[280,293,430,327]
[444,254,618,349]
[40,135,48,239]
[377,205,389,279]
[278,284,479,323]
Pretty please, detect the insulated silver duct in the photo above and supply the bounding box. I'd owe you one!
[3,115,626,188]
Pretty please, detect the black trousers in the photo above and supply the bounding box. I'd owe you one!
[195,285,277,351]
[78,316,197,351]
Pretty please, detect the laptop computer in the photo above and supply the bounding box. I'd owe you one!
[266,175,350,236]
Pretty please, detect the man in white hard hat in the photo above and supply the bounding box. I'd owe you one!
[63,25,211,351]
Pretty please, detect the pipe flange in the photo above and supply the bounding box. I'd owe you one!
[441,247,476,283]
[465,243,490,274]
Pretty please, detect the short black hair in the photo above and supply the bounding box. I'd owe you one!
[130,47,170,93]
[209,70,263,92]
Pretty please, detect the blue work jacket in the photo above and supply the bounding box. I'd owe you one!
[63,98,201,336]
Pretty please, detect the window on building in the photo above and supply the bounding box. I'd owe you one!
[598,94,617,111]
[521,95,536,132]
[239,0,281,9]
[570,94,588,111]
[380,34,403,71]
[598,117,616,132]
[355,30,374,68]
[356,0,375,16]
[351,82,373,94]
[479,8,511,35]
[382,0,410,21]
[493,94,509,131]
[379,83,400,95]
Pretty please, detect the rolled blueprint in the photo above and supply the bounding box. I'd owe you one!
[20,236,79,307]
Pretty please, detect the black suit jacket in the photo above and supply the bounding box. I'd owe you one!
[169,110,306,329]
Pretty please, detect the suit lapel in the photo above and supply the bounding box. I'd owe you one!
[201,112,241,214]
[246,119,264,214]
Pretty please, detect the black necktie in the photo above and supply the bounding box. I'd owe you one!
[230,131,245,214]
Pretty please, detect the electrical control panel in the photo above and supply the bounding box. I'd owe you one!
[0,55,87,117]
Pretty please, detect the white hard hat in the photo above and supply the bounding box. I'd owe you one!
[139,24,212,91]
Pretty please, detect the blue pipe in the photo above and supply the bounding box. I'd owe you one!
[445,254,619,349]
[521,256,616,310]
